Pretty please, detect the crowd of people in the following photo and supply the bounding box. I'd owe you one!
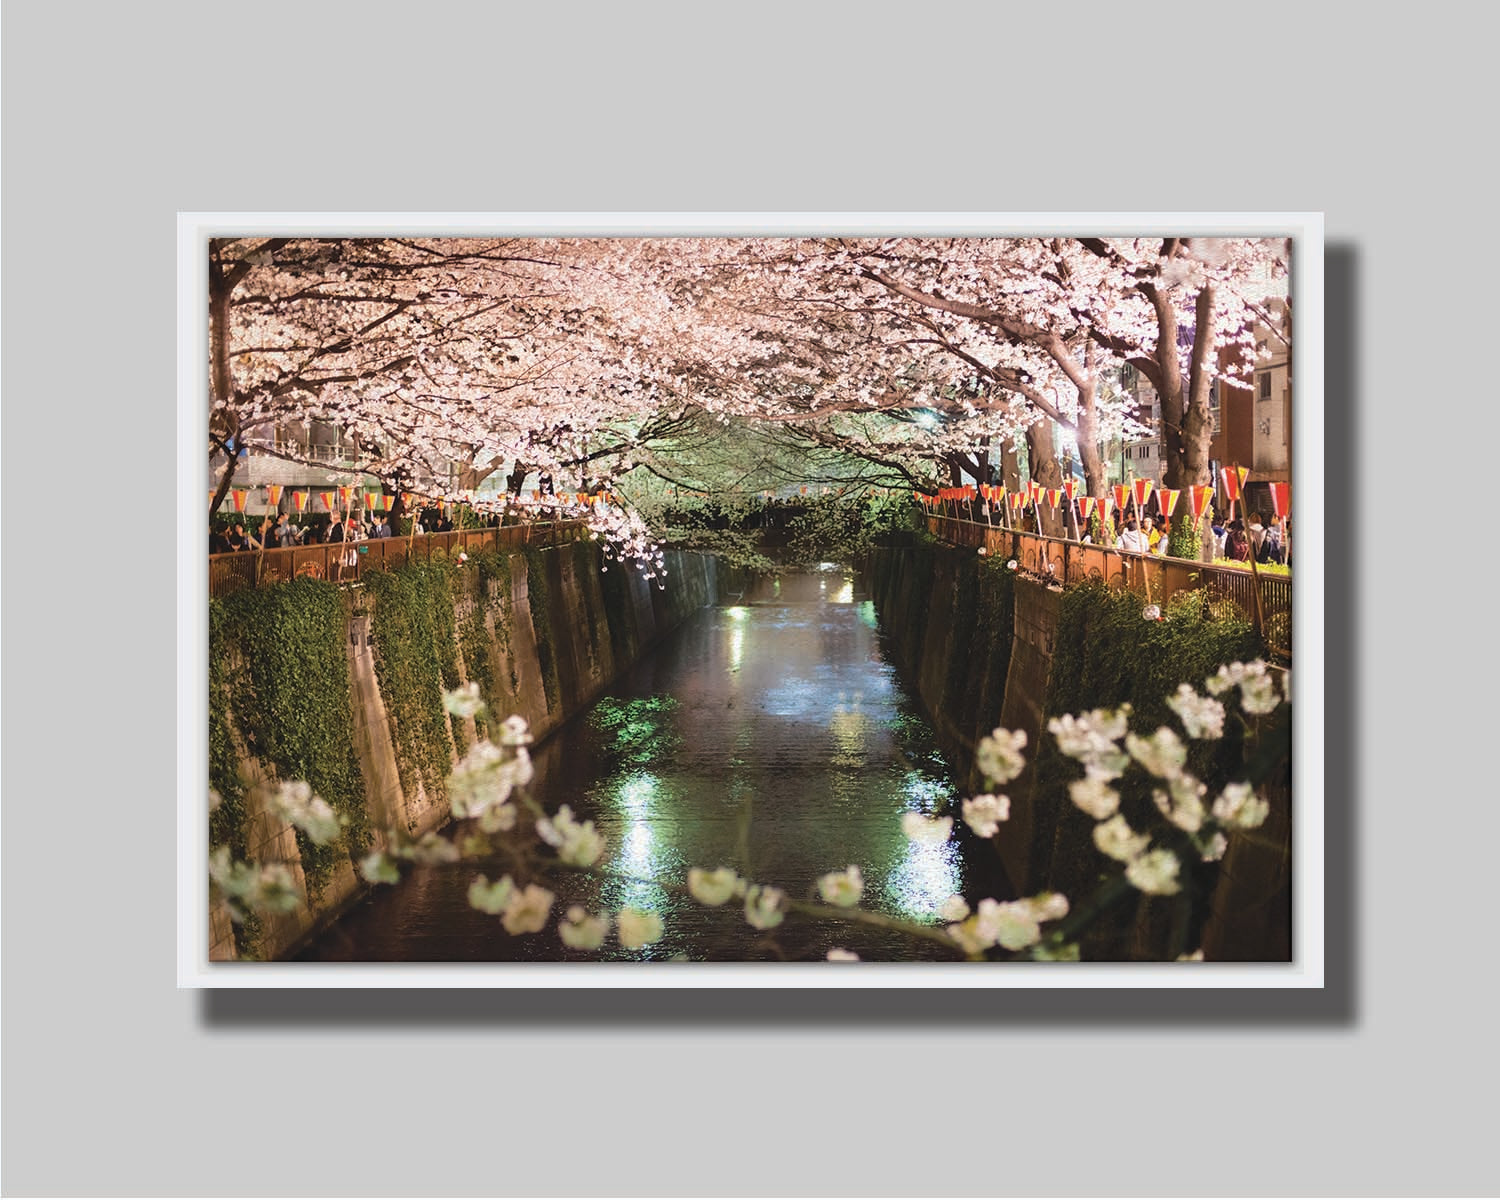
[209,505,465,555]
[1105,511,1287,563]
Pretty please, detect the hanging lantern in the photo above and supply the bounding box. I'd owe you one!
[1269,481,1290,519]
[1159,488,1180,519]
[1132,477,1153,512]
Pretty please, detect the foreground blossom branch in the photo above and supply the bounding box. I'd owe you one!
[219,658,1288,963]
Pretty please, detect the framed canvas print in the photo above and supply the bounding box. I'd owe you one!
[177,213,1322,988]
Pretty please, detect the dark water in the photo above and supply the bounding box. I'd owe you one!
[300,568,1011,963]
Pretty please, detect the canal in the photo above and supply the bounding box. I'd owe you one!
[299,567,1012,962]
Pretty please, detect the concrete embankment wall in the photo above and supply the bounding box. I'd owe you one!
[211,544,715,962]
[867,543,1051,895]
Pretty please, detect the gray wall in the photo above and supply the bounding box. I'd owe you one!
[4,5,1493,1196]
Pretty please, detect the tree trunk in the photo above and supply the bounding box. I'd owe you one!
[1176,283,1218,488]
[1073,376,1108,499]
[1001,437,1021,493]
[1026,422,1066,537]
[208,261,239,515]
[455,461,501,493]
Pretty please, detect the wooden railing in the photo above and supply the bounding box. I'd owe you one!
[926,515,1291,650]
[208,521,589,599]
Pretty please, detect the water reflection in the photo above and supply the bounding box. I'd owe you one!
[887,838,963,921]
[300,568,1011,962]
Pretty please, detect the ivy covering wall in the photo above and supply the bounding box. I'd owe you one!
[208,578,370,920]
[455,547,513,740]
[362,559,461,807]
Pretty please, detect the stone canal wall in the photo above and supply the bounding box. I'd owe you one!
[210,543,715,961]
[867,542,1053,894]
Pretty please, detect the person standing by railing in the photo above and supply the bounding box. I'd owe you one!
[1224,519,1251,561]
[327,511,346,580]
[1116,519,1148,553]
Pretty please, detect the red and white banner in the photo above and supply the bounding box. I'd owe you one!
[265,485,283,508]
[1188,484,1214,519]
[1132,477,1153,512]
[1158,488,1180,519]
[1079,495,1097,521]
[1112,483,1129,515]
[231,489,247,512]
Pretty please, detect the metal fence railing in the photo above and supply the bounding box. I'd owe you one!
[209,521,589,599]
[926,515,1291,651]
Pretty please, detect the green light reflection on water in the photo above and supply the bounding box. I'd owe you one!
[588,695,681,768]
[857,600,878,630]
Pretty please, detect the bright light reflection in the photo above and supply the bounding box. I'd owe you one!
[831,578,854,604]
[726,606,748,621]
[903,772,953,811]
[885,836,962,921]
[603,773,673,912]
[617,819,657,878]
[728,623,745,672]
[613,771,658,819]
[828,708,866,766]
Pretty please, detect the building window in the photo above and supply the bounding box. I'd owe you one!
[1258,371,1272,400]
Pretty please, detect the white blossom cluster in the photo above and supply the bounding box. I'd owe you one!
[816,864,865,907]
[209,845,301,920]
[266,779,345,845]
[961,793,1010,838]
[975,726,1028,786]
[535,805,607,868]
[442,695,534,831]
[1165,684,1227,740]
[947,893,1069,956]
[1052,661,1286,898]
[1204,660,1289,716]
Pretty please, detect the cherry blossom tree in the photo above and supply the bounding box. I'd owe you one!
[208,234,1287,540]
